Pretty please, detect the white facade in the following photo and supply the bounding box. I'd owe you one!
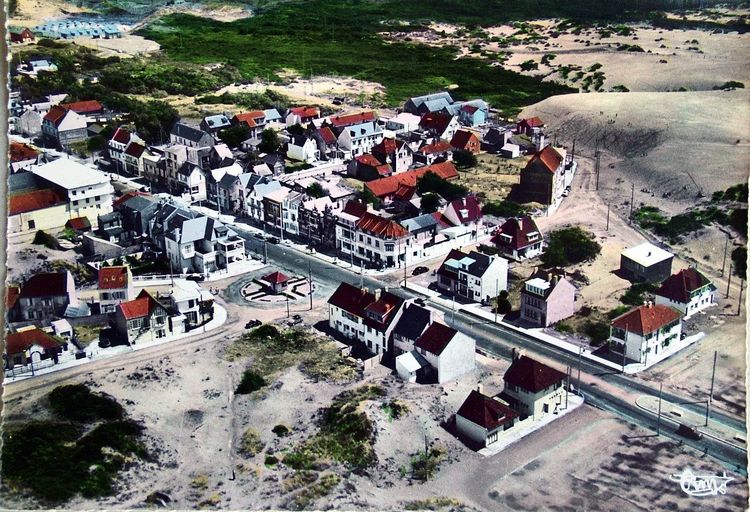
[287,137,320,163]
[328,299,405,355]
[503,381,566,420]
[655,288,715,318]
[178,166,207,201]
[337,121,384,157]
[415,331,476,384]
[610,318,682,364]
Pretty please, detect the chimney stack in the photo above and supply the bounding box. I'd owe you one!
[476,383,484,395]
[374,289,381,301]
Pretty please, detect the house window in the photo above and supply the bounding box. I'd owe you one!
[28,220,36,229]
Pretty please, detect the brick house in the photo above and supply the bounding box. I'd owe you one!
[520,272,577,327]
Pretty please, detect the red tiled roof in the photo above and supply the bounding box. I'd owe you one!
[520,116,544,128]
[43,105,68,126]
[113,190,149,209]
[447,194,482,224]
[233,112,260,128]
[655,268,713,304]
[329,111,376,128]
[118,289,163,320]
[112,127,131,144]
[461,104,479,114]
[263,271,290,284]
[9,141,39,162]
[457,390,518,429]
[526,145,563,174]
[9,188,67,215]
[66,216,91,231]
[60,100,103,114]
[318,126,337,145]
[414,321,457,355]
[327,282,376,318]
[493,216,543,251]
[364,162,458,198]
[372,137,402,157]
[393,184,416,201]
[356,212,408,238]
[375,164,392,176]
[504,355,566,393]
[19,272,69,298]
[450,130,479,150]
[124,142,145,158]
[99,266,130,290]
[418,140,453,155]
[289,106,320,118]
[355,154,383,167]
[419,112,454,134]
[5,328,63,356]
[432,212,454,228]
[612,304,682,336]
[342,200,367,218]
[6,286,21,310]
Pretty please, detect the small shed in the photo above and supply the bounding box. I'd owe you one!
[262,271,291,294]
[65,216,92,234]
[395,350,429,382]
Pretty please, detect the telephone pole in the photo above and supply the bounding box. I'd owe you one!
[286,294,290,318]
[656,383,663,435]
[577,345,583,394]
[721,234,729,276]
[594,150,601,191]
[705,351,717,426]
[726,262,733,298]
[629,183,635,222]
[738,278,745,316]
[606,204,610,231]
[308,260,313,311]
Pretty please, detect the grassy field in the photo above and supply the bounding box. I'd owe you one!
[137,0,576,113]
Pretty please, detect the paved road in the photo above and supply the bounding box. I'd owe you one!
[234,226,747,473]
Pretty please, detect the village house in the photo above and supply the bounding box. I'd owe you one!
[337,121,385,158]
[65,216,92,235]
[516,116,545,136]
[168,279,214,329]
[9,27,35,43]
[364,161,459,205]
[443,195,482,228]
[493,216,544,261]
[414,140,454,166]
[263,108,283,126]
[620,242,674,283]
[384,112,422,135]
[457,102,487,127]
[245,178,282,223]
[200,114,231,135]
[113,289,172,345]
[481,127,513,153]
[372,137,413,174]
[326,111,377,132]
[141,147,166,186]
[312,126,340,160]
[95,211,124,243]
[262,187,306,237]
[456,388,519,448]
[108,127,142,174]
[518,145,571,207]
[7,173,68,236]
[98,265,135,314]
[404,92,454,115]
[436,249,509,304]
[327,282,406,355]
[170,122,215,149]
[396,321,476,384]
[123,141,147,176]
[419,112,460,142]
[13,271,78,322]
[655,267,716,318]
[392,303,438,355]
[342,211,412,269]
[18,109,43,138]
[42,105,88,147]
[297,196,339,249]
[114,193,160,241]
[347,154,392,181]
[218,173,260,214]
[609,303,683,365]
[163,215,246,275]
[207,162,242,206]
[262,153,286,175]
[287,132,320,163]
[175,163,208,202]
[60,100,104,120]
[450,130,481,153]
[286,106,320,126]
[500,354,567,420]
[4,328,71,371]
[520,272,577,327]
[9,141,39,173]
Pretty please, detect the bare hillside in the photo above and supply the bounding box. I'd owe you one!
[521,89,750,212]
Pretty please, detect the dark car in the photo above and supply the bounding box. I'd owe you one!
[245,319,262,329]
[412,266,430,276]
[676,423,703,440]
[186,274,205,282]
[253,232,266,240]
[267,237,280,244]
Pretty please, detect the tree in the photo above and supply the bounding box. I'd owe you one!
[362,187,379,207]
[453,149,477,169]
[258,128,281,154]
[420,193,441,214]
[732,246,747,278]
[541,227,601,267]
[306,182,325,198]
[286,123,304,136]
[482,199,528,218]
[494,290,512,314]
[218,124,251,148]
[416,172,468,201]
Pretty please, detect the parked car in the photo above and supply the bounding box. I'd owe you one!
[186,274,205,282]
[412,266,429,276]
[267,237,280,244]
[676,423,703,440]
[245,319,262,329]
[253,232,266,240]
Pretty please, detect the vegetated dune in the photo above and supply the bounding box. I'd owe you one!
[521,89,750,211]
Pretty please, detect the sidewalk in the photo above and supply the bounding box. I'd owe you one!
[4,304,228,384]
[478,393,585,456]
[635,395,747,450]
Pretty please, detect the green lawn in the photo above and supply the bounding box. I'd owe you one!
[137,0,576,113]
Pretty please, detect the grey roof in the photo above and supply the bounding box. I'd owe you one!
[264,108,282,121]
[171,122,210,143]
[444,250,493,278]
[251,180,282,198]
[401,213,438,232]
[98,211,121,224]
[392,304,432,342]
[203,114,231,129]
[457,99,489,111]
[408,92,453,109]
[122,194,158,212]
[290,133,313,146]
[347,121,382,141]
[262,153,285,166]
[8,172,40,193]
[239,173,264,189]
[180,216,236,243]
[218,173,238,189]
[177,162,200,176]
[424,98,452,113]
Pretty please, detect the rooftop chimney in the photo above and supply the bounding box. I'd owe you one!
[374,289,381,301]
[476,383,484,395]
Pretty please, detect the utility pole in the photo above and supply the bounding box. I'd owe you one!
[494,278,499,323]
[286,294,290,318]
[565,366,570,408]
[621,328,628,373]
[308,259,313,311]
[726,262,733,298]
[279,202,285,244]
[657,383,663,435]
[594,150,601,191]
[606,204,610,231]
[451,281,456,325]
[738,278,745,316]
[359,262,364,288]
[629,183,635,222]
[403,259,407,288]
[721,234,729,276]
[577,345,583,395]
[705,350,717,426]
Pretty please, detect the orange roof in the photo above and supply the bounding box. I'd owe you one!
[113,190,150,208]
[118,289,163,320]
[9,188,67,215]
[112,126,131,144]
[6,328,63,355]
[355,154,383,167]
[365,161,458,198]
[612,304,682,336]
[65,216,91,231]
[418,140,453,155]
[233,112,259,128]
[43,105,68,126]
[10,141,39,162]
[98,266,130,290]
[60,100,103,113]
[6,285,20,310]
[289,106,320,118]
[527,145,563,174]
[450,130,479,150]
[263,271,290,284]
[329,111,376,128]
[356,212,408,239]
[520,116,544,127]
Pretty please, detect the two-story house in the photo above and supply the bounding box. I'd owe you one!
[371,137,414,174]
[450,130,481,153]
[436,249,509,304]
[98,265,135,313]
[42,105,88,147]
[419,112,460,141]
[287,133,320,163]
[456,388,519,449]
[327,283,406,355]
[492,216,544,261]
[175,163,207,202]
[413,140,454,166]
[170,122,215,149]
[609,303,682,365]
[406,321,476,384]
[163,215,246,275]
[113,289,172,345]
[286,106,320,126]
[337,121,384,158]
[620,242,674,283]
[443,195,482,228]
[200,114,231,135]
[500,354,567,420]
[518,145,570,207]
[245,178,281,223]
[520,272,577,327]
[14,271,78,322]
[655,267,716,318]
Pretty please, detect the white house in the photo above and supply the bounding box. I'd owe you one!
[436,249,509,304]
[31,159,114,225]
[287,133,320,163]
[169,279,214,328]
[42,105,87,147]
[500,354,567,420]
[655,268,716,318]
[176,163,207,202]
[327,283,406,355]
[337,121,384,158]
[609,303,683,365]
[410,321,476,383]
[163,216,246,275]
[456,389,519,448]
[98,265,135,314]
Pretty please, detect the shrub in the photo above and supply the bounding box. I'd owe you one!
[482,200,528,218]
[620,282,657,306]
[555,322,573,333]
[239,428,264,457]
[272,424,291,437]
[732,247,747,278]
[410,446,445,481]
[32,230,60,250]
[541,227,601,267]
[584,321,610,346]
[259,128,282,154]
[48,384,124,422]
[453,149,477,169]
[265,455,279,466]
[713,81,744,90]
[420,193,441,214]
[520,59,539,71]
[416,171,469,201]
[236,370,267,394]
